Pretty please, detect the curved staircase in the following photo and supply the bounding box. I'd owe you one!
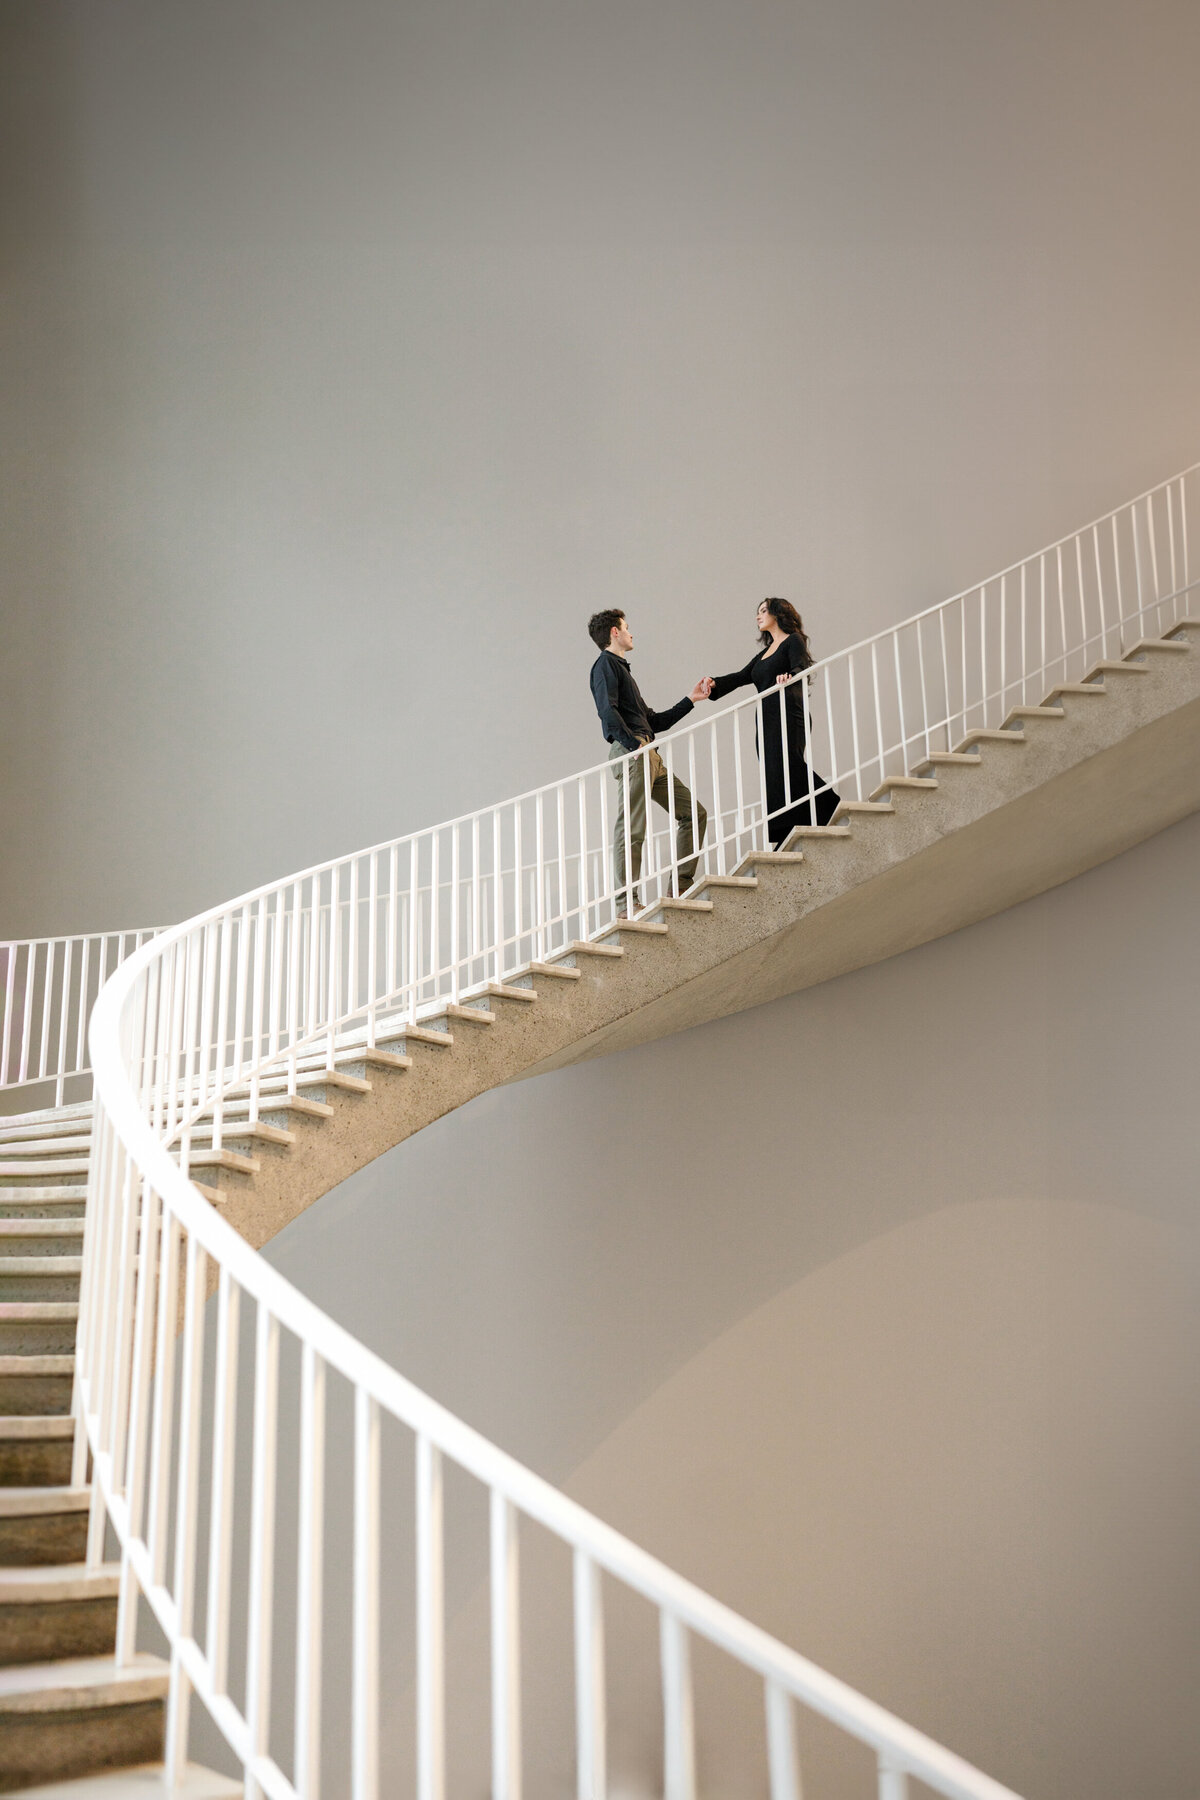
[2,468,1198,1797]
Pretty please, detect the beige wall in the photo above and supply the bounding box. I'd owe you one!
[3,0,1200,933]
[260,811,1200,1800]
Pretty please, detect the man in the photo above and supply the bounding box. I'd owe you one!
[587,609,711,915]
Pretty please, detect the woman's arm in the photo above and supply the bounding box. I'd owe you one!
[775,633,810,686]
[708,655,758,703]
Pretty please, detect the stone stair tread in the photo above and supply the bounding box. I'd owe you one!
[0,1414,75,1439]
[0,1188,88,1204]
[0,1486,91,1516]
[0,1221,84,1237]
[651,896,717,909]
[596,919,669,937]
[0,1258,83,1278]
[734,853,805,870]
[1004,705,1065,719]
[1044,682,1107,697]
[1088,659,1149,674]
[175,1149,259,1174]
[1126,636,1189,653]
[474,982,540,1000]
[694,875,758,888]
[0,1161,90,1178]
[0,1562,121,1603]
[784,824,853,836]
[440,1004,495,1024]
[555,940,623,957]
[0,1102,93,1133]
[0,1303,79,1320]
[832,800,895,815]
[185,1121,295,1148]
[16,1761,241,1798]
[0,1139,94,1158]
[377,1024,453,1047]
[524,960,582,979]
[0,1355,74,1377]
[0,1651,169,1712]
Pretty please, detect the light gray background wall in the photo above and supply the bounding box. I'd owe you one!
[3,0,1199,933]
[3,4,1198,1798]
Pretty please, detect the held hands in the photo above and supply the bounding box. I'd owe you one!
[690,675,715,703]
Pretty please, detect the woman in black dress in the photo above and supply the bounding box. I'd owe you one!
[707,599,841,843]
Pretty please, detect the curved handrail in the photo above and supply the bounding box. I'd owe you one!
[75,464,1197,1798]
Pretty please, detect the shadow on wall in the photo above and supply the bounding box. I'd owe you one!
[246,810,1200,1800]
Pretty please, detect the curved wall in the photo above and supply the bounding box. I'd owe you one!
[259,810,1200,1800]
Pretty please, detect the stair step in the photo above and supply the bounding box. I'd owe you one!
[556,941,624,958]
[0,1220,84,1240]
[0,1561,120,1604]
[0,1138,94,1159]
[176,1148,259,1174]
[1163,618,1199,639]
[0,1357,75,1419]
[694,875,758,889]
[0,1259,83,1278]
[1087,659,1150,676]
[1126,636,1189,655]
[439,1004,495,1025]
[734,853,806,871]
[14,1762,243,1798]
[524,961,583,980]
[597,920,670,939]
[650,896,717,910]
[0,1485,91,1565]
[868,777,937,802]
[1043,682,1108,700]
[0,1161,90,1179]
[914,752,982,769]
[1004,705,1065,721]
[377,1024,453,1048]
[0,1560,122,1669]
[954,728,1027,750]
[0,1653,170,1791]
[832,800,895,817]
[473,982,540,1002]
[785,824,853,837]
[185,1121,295,1148]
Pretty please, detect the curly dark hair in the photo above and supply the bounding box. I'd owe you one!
[758,598,812,664]
[588,609,626,651]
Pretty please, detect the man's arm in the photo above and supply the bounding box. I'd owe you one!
[591,659,641,752]
[646,693,696,735]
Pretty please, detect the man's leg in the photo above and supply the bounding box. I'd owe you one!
[650,758,708,892]
[610,744,649,914]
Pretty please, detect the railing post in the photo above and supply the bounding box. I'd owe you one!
[416,1434,445,1800]
[296,1344,327,1799]
[490,1490,522,1800]
[353,1388,381,1800]
[765,1680,801,1800]
[573,1550,606,1800]
[877,1756,908,1800]
[660,1611,696,1800]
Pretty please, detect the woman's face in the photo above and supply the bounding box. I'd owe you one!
[757,601,777,634]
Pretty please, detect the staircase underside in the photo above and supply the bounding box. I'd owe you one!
[169,627,1199,1253]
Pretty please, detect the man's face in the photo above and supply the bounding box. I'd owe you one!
[610,616,634,655]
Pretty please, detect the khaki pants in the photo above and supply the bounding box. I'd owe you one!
[609,741,707,912]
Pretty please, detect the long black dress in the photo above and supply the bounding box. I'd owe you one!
[709,634,841,842]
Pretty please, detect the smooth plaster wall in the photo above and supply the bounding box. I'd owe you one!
[3,0,1200,934]
[252,811,1200,1800]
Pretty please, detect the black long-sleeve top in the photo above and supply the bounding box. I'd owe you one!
[709,633,811,705]
[589,649,694,753]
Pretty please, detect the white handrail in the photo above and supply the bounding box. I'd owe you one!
[0,927,161,1106]
[76,464,1198,1798]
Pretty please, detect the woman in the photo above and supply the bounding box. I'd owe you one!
[707,599,841,843]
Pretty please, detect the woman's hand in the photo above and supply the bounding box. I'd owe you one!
[690,676,715,702]
[775,672,790,687]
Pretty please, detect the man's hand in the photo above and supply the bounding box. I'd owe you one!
[690,676,715,703]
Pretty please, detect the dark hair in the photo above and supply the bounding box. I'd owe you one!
[588,609,626,651]
[758,597,812,664]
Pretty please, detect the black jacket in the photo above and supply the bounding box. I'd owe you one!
[589,649,693,753]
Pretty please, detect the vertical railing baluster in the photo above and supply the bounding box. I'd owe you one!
[296,1344,326,1800]
[245,1305,280,1794]
[75,938,90,1079]
[353,1388,381,1800]
[660,1611,696,1800]
[573,1551,606,1800]
[764,1680,800,1800]
[491,1491,521,1800]
[450,825,461,1002]
[164,1231,208,1781]
[114,1175,159,1664]
[387,843,400,1005]
[37,940,54,1084]
[212,918,233,1153]
[416,1434,445,1800]
[205,1268,240,1697]
[430,832,441,1000]
[847,650,863,799]
[147,1208,182,1586]
[877,1758,908,1800]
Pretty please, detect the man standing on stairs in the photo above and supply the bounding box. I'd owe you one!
[588,610,711,915]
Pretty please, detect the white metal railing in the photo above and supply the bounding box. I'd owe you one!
[0,928,161,1109]
[75,465,1197,1799]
